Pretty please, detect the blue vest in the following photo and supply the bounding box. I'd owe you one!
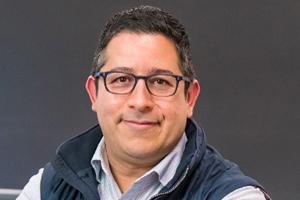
[41,119,265,199]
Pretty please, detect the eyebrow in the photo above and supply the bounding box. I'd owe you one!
[149,68,175,75]
[108,66,175,75]
[109,66,133,73]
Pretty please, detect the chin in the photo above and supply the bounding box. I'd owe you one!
[125,144,163,160]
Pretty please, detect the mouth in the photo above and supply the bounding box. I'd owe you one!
[121,119,161,130]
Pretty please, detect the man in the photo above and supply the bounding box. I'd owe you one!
[18,5,271,200]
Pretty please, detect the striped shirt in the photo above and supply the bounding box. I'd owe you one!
[17,132,267,200]
[91,133,188,200]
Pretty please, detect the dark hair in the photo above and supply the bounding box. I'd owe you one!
[91,5,195,91]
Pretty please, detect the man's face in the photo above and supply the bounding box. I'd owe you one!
[86,32,199,166]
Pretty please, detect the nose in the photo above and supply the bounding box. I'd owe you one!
[126,79,154,112]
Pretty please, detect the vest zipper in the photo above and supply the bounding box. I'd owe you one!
[149,167,189,200]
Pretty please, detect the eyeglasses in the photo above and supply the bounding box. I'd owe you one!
[94,71,191,97]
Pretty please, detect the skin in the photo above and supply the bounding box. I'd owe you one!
[86,32,200,192]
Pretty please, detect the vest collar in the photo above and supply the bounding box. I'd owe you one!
[52,118,207,198]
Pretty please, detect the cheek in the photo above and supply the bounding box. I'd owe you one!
[158,96,189,122]
[95,93,124,121]
[158,97,188,147]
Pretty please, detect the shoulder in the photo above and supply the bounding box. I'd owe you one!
[222,186,270,200]
[186,145,265,199]
[17,168,44,200]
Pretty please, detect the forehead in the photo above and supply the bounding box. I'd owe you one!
[102,32,181,74]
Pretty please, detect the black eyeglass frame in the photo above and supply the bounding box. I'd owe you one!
[93,71,191,97]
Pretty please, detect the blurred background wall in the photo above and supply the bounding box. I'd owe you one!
[1,0,299,199]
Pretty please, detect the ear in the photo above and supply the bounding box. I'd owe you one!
[85,75,98,112]
[186,79,200,118]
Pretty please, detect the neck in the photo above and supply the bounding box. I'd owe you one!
[110,160,153,192]
[105,147,161,193]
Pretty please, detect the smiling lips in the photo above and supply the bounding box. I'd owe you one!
[122,119,160,129]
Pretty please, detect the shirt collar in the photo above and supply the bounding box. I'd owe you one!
[91,138,111,183]
[143,133,187,186]
[91,133,187,187]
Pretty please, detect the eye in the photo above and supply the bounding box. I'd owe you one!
[115,76,130,83]
[154,78,169,85]
[107,73,134,85]
[149,75,174,87]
